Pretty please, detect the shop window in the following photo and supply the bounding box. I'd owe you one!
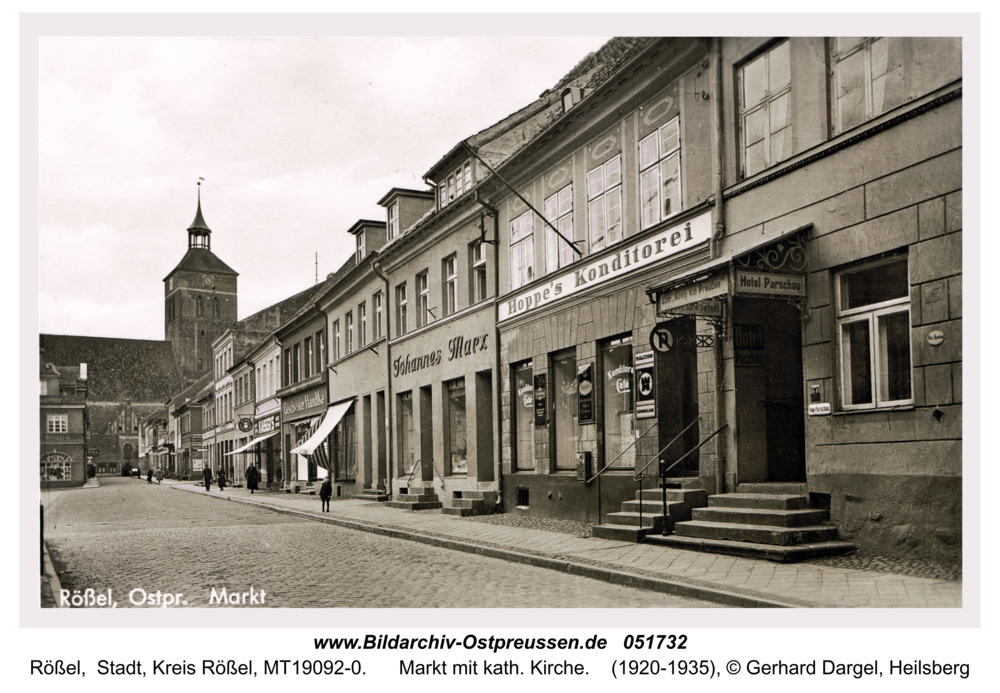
[553,351,578,470]
[588,155,622,250]
[739,41,791,177]
[443,256,458,317]
[334,406,357,481]
[513,362,534,471]
[544,184,575,273]
[46,414,68,433]
[509,211,535,290]
[832,37,905,134]
[445,378,467,474]
[470,240,488,304]
[396,283,408,335]
[602,336,635,468]
[836,255,913,409]
[397,391,415,476]
[40,452,72,481]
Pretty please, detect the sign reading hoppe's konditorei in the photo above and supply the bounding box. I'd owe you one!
[499,211,712,322]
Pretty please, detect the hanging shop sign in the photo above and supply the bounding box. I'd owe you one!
[533,373,548,427]
[577,363,595,425]
[656,273,728,315]
[282,389,327,417]
[634,350,656,419]
[500,211,713,322]
[734,270,805,297]
[255,414,280,436]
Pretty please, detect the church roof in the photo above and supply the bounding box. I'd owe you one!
[188,195,211,233]
[39,334,181,402]
[163,247,238,281]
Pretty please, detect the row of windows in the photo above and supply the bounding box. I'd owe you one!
[255,354,280,401]
[215,343,233,381]
[332,293,382,361]
[283,330,327,387]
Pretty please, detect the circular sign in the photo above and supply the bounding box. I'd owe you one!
[649,324,674,353]
[927,330,945,347]
[579,380,593,396]
[638,371,654,397]
[238,418,253,432]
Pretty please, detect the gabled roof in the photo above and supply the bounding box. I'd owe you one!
[163,247,238,281]
[39,334,182,402]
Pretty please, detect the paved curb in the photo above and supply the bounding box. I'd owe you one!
[172,484,811,609]
[41,542,64,608]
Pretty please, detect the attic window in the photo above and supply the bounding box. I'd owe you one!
[439,161,472,208]
[388,202,399,239]
[562,88,574,112]
[357,232,366,262]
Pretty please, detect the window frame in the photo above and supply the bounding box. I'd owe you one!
[358,301,367,348]
[470,240,488,304]
[345,311,354,354]
[443,255,458,317]
[509,211,535,290]
[639,117,682,229]
[544,183,575,274]
[416,270,430,328]
[738,40,792,178]
[835,255,914,411]
[587,155,623,251]
[332,320,341,361]
[388,202,399,239]
[831,37,897,134]
[356,232,366,263]
[47,414,68,433]
[373,290,384,341]
[396,283,408,335]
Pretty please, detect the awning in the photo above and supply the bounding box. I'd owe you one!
[289,400,354,456]
[223,431,279,456]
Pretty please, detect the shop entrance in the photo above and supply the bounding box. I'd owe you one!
[733,296,805,482]
[654,316,699,476]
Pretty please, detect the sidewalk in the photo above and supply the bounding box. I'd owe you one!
[171,483,962,609]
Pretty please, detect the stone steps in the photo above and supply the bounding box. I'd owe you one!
[692,506,829,527]
[385,490,442,510]
[592,478,706,542]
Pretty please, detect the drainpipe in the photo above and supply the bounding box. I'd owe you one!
[371,260,393,502]
[475,190,503,510]
[710,37,728,494]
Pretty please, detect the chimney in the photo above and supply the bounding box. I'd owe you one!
[76,362,88,399]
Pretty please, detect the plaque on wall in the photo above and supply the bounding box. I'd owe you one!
[577,363,594,424]
[533,373,548,427]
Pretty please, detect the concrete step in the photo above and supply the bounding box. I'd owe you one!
[394,493,440,503]
[673,520,840,546]
[737,482,808,495]
[636,488,708,505]
[644,534,856,563]
[384,501,443,510]
[441,505,492,517]
[353,489,388,501]
[661,476,704,489]
[604,512,665,532]
[591,524,655,542]
[692,506,829,527]
[707,493,808,510]
[452,490,498,502]
[621,499,688,517]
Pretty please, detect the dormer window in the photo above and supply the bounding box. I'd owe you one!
[562,88,574,112]
[357,232,366,262]
[388,203,399,239]
[439,161,473,208]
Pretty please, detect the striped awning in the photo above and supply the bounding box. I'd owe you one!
[223,431,279,456]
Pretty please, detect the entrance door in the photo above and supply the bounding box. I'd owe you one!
[654,316,699,476]
[733,296,806,482]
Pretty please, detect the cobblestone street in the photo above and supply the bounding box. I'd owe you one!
[43,477,718,608]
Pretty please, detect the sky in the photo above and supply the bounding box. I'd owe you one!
[37,33,612,341]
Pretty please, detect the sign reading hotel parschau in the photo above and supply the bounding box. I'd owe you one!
[499,211,712,322]
[735,270,805,297]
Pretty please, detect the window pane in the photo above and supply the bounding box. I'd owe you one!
[843,320,873,405]
[639,133,658,171]
[544,195,557,221]
[769,92,790,133]
[840,259,908,310]
[744,140,766,177]
[513,366,534,471]
[769,41,790,91]
[589,197,606,250]
[837,49,867,131]
[603,342,634,468]
[606,189,622,245]
[587,167,604,199]
[770,125,792,165]
[659,119,679,156]
[558,185,573,215]
[398,393,414,475]
[559,216,575,267]
[640,167,659,228]
[743,53,766,107]
[836,37,866,53]
[744,107,766,145]
[878,311,912,402]
[545,226,559,275]
[447,379,467,474]
[605,155,621,188]
[660,155,680,219]
[553,353,578,470]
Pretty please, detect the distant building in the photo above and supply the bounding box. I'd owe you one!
[39,351,88,487]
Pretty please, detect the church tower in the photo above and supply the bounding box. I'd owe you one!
[164,183,238,384]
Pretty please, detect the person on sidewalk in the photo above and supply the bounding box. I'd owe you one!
[146,468,153,484]
[319,477,332,512]
[202,466,213,492]
[155,468,163,484]
[246,465,259,494]
[218,469,227,492]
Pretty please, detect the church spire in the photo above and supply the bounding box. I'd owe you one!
[188,179,211,249]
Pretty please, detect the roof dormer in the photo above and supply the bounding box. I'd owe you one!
[347,219,387,262]
[376,189,435,241]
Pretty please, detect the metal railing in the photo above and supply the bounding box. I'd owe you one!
[635,423,728,536]
[585,422,658,485]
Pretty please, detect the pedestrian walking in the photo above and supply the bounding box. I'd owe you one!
[202,466,213,492]
[275,467,283,491]
[146,468,153,484]
[246,465,259,494]
[319,477,332,512]
[218,469,227,492]
[155,468,163,484]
